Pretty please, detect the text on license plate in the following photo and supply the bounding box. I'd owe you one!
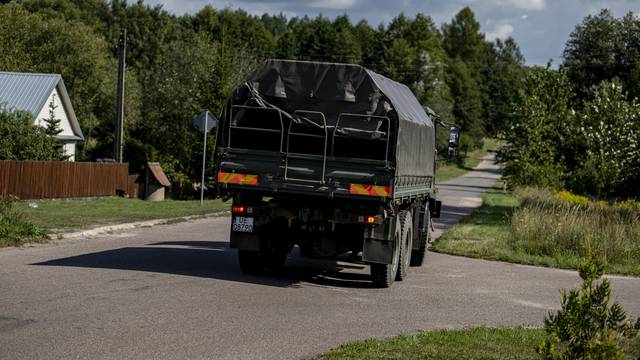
[232,216,254,232]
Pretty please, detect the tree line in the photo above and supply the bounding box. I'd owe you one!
[2,1,637,199]
[502,10,640,199]
[0,0,524,187]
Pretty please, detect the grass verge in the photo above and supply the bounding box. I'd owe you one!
[15,197,229,233]
[318,327,545,360]
[431,187,640,276]
[435,138,504,183]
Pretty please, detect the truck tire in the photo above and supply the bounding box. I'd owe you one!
[238,250,263,274]
[238,221,290,275]
[370,216,401,288]
[396,210,412,281]
[410,210,430,267]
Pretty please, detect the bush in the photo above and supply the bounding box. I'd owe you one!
[539,254,639,359]
[510,188,640,268]
[0,196,47,247]
[570,80,640,198]
[0,106,64,161]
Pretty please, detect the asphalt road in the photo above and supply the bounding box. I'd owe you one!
[2,157,639,360]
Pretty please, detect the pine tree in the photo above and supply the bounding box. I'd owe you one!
[43,94,63,137]
[42,95,67,160]
[539,254,639,359]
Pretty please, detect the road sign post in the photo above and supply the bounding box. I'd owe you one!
[193,110,217,206]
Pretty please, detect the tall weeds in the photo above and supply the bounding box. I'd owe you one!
[0,196,47,246]
[510,188,640,268]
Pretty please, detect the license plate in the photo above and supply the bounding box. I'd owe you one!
[232,216,254,233]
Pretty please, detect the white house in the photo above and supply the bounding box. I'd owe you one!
[0,72,84,161]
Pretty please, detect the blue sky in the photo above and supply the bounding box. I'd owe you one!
[146,0,640,66]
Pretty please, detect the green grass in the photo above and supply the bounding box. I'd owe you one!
[15,197,229,233]
[435,138,504,183]
[432,187,640,276]
[318,327,545,360]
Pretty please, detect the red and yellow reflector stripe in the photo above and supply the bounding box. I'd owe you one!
[217,172,258,186]
[349,184,392,197]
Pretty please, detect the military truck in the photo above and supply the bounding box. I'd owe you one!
[213,60,450,287]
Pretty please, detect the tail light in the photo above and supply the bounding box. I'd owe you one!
[232,205,255,215]
[354,215,382,224]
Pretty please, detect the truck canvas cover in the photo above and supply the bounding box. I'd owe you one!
[221,59,436,177]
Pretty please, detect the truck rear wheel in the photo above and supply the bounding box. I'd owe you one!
[396,210,413,281]
[370,216,401,288]
[238,250,263,274]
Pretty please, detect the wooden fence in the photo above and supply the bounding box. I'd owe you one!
[0,160,129,199]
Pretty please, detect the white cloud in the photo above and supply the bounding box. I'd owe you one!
[521,14,529,19]
[308,0,357,10]
[486,23,514,40]
[504,0,545,10]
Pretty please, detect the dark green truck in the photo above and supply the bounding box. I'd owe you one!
[213,59,447,287]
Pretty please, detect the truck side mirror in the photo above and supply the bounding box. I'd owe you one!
[447,127,460,157]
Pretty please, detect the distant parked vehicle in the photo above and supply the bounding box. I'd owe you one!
[212,60,453,287]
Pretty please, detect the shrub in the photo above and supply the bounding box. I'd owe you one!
[539,254,639,359]
[0,196,47,246]
[0,106,64,161]
[555,190,589,206]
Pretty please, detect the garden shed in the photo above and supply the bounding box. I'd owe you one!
[143,162,171,201]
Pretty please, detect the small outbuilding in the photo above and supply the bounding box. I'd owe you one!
[0,71,84,161]
[143,162,171,201]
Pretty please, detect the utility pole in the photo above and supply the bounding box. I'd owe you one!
[115,29,126,163]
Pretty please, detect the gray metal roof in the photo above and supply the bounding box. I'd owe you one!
[0,71,84,140]
[0,72,60,115]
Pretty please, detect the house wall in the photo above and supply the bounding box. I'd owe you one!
[34,88,77,161]
[63,143,76,161]
[35,88,75,136]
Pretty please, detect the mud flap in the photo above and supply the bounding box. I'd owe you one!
[230,231,261,251]
[429,198,442,218]
[362,216,396,264]
[414,201,430,250]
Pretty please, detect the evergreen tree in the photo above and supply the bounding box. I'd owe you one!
[442,7,487,148]
[442,7,485,64]
[42,95,68,161]
[563,9,622,100]
[482,38,525,135]
[43,95,63,137]
[539,254,638,359]
[332,15,361,64]
[446,59,484,150]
